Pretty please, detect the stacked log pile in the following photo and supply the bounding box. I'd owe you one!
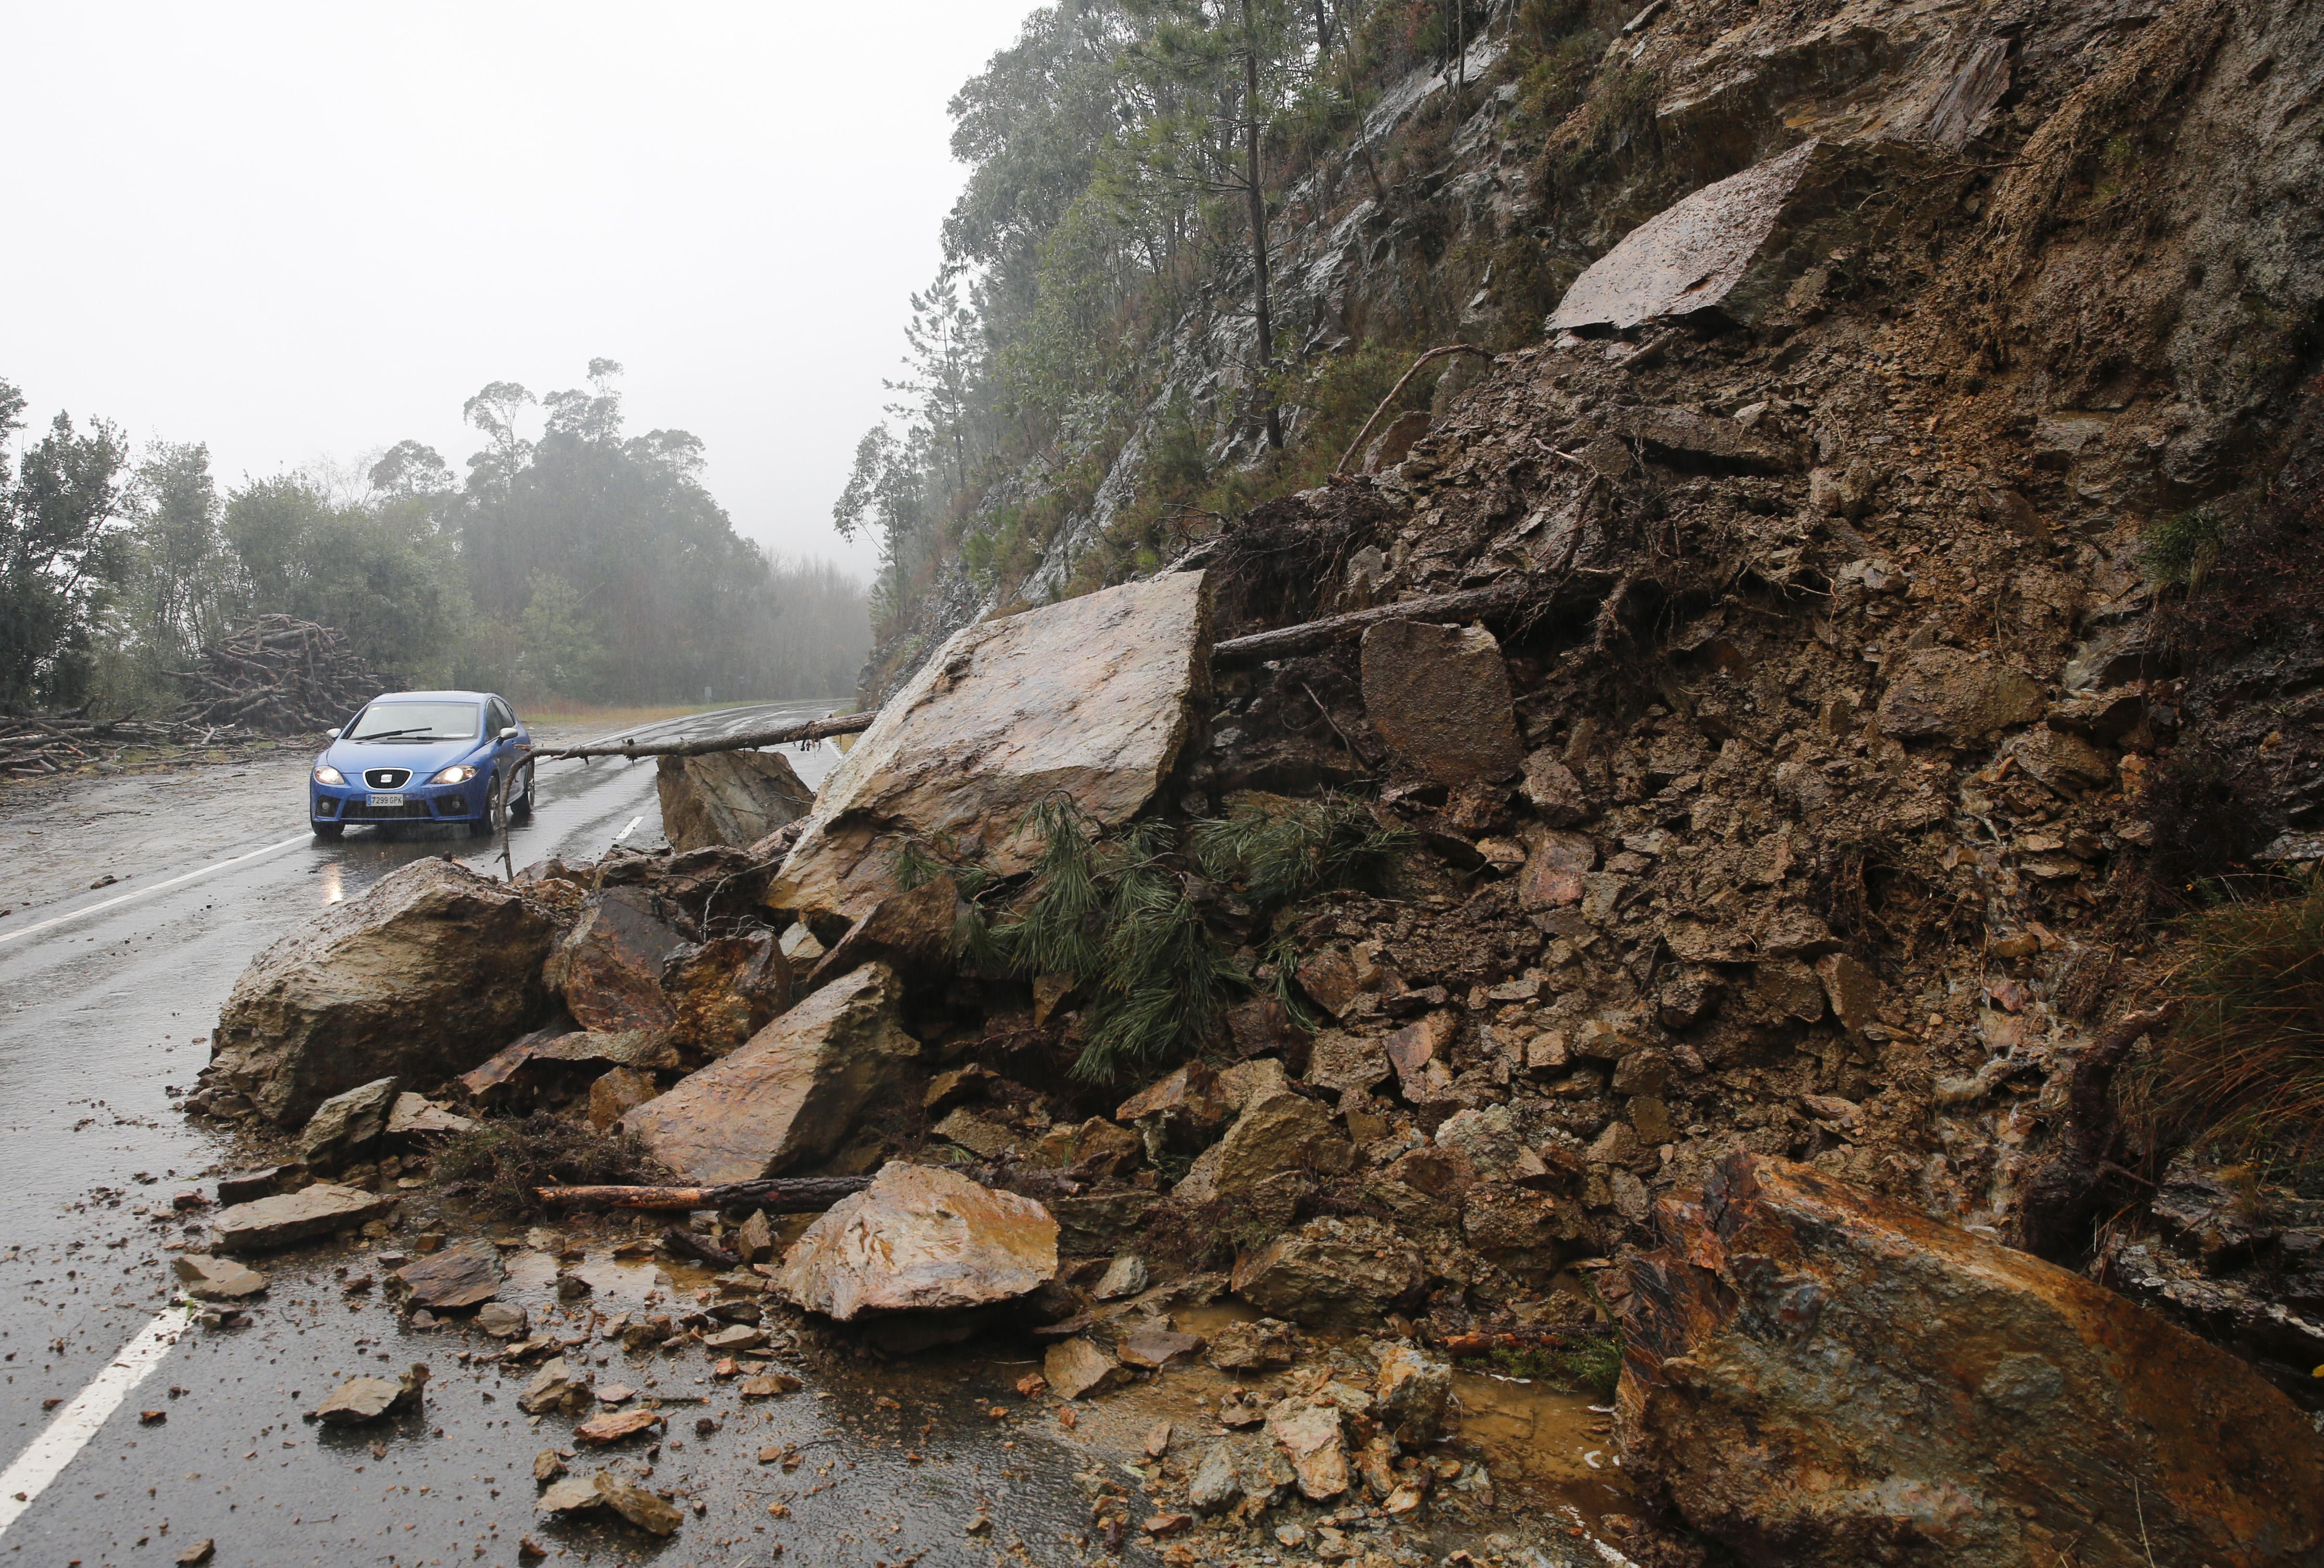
[3,714,207,776]
[168,616,395,735]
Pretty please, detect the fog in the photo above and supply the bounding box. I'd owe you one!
[0,2,1042,576]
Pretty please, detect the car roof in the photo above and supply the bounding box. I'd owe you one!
[364,691,501,704]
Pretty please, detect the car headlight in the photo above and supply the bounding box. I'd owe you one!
[431,764,479,784]
[313,765,346,785]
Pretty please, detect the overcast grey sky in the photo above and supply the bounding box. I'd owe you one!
[0,2,1044,577]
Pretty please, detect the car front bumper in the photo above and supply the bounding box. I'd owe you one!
[311,778,489,824]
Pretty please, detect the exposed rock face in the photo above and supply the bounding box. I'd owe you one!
[208,859,556,1124]
[1231,1216,1424,1325]
[768,572,1212,925]
[1874,646,2047,742]
[621,962,919,1184]
[1615,1155,2324,1568]
[772,1163,1058,1321]
[655,747,812,854]
[1358,620,1522,785]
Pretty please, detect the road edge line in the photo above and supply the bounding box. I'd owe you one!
[0,835,311,950]
[0,1303,194,1535]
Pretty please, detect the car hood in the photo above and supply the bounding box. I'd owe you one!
[321,737,486,777]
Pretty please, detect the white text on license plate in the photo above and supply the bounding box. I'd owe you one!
[367,793,406,807]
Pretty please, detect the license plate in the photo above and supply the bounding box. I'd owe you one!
[367,793,406,807]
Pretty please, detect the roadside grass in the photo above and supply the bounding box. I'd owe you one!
[2126,873,2324,1179]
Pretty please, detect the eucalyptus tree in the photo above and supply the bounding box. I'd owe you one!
[0,379,130,705]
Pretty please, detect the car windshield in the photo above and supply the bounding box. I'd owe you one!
[347,702,481,742]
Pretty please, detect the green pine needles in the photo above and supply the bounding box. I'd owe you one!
[911,792,1413,1084]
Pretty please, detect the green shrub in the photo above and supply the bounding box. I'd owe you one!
[2142,506,2225,589]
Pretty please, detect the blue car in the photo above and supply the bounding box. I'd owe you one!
[310,690,534,840]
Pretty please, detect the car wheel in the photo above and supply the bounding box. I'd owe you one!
[470,773,507,838]
[312,821,344,841]
[510,760,536,819]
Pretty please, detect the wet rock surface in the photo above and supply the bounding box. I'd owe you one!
[1615,1155,2324,1567]
[202,858,556,1124]
[773,1162,1058,1320]
[769,571,1212,924]
[654,747,812,854]
[212,1182,399,1253]
[621,960,920,1183]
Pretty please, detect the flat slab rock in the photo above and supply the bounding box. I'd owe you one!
[1616,1153,2324,1568]
[773,1162,1058,1321]
[767,571,1212,925]
[172,1254,269,1301]
[212,1183,398,1253]
[395,1238,504,1311]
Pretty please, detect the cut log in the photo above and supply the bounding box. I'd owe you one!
[531,1175,873,1211]
[1213,579,1531,663]
[539,711,874,762]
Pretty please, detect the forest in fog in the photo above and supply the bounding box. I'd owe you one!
[0,358,869,713]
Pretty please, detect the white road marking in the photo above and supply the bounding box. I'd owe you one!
[0,1305,193,1535]
[612,814,645,845]
[0,835,311,949]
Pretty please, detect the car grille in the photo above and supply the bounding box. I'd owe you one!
[363,768,413,789]
[342,800,435,820]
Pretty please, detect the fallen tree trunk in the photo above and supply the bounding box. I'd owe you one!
[1212,578,1530,663]
[534,583,1534,765]
[538,711,875,762]
[532,1175,872,1211]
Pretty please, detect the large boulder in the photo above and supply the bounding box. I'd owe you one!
[208,859,557,1125]
[1358,620,1522,785]
[1549,139,1941,334]
[1615,1154,2324,1568]
[655,748,814,854]
[619,962,919,1183]
[766,572,1212,926]
[772,1163,1058,1320]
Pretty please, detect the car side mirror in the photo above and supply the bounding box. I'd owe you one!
[498,726,520,741]
[325,728,342,741]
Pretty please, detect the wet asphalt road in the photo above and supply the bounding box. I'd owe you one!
[0,705,1098,1568]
